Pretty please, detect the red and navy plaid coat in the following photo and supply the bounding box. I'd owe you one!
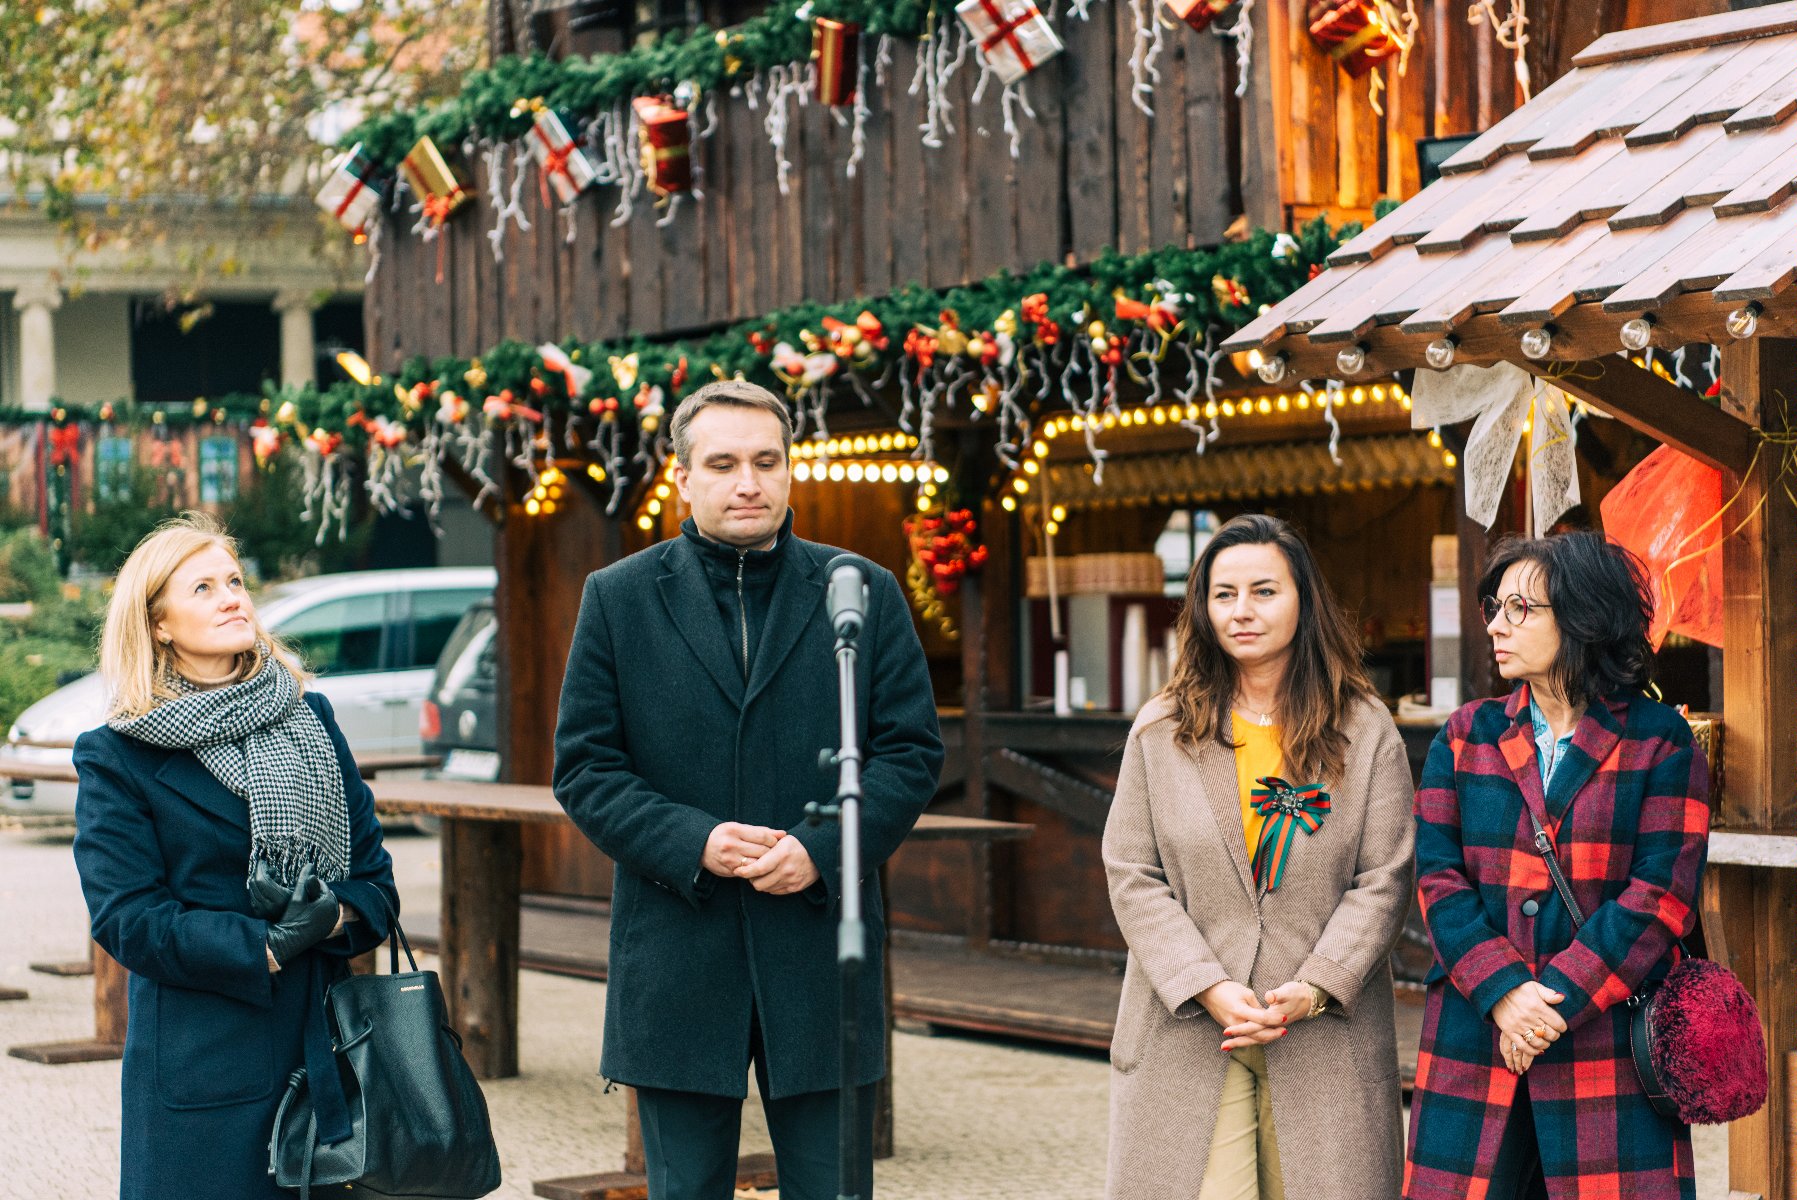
[1404,684,1710,1200]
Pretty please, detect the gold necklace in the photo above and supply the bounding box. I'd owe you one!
[1235,703,1276,728]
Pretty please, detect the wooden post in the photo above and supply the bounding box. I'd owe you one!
[1716,337,1797,1200]
[92,942,128,1045]
[439,818,522,1079]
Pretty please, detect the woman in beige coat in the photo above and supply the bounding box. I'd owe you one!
[1104,513,1415,1200]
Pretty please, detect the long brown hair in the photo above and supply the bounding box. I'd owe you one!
[1162,513,1374,785]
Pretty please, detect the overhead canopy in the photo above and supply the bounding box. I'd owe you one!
[1222,2,1797,476]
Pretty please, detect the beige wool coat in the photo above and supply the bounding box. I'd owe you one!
[1103,693,1416,1200]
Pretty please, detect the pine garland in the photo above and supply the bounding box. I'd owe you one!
[345,1,939,165]
[7,219,1363,537]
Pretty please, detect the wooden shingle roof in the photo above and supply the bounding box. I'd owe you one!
[1222,2,1797,394]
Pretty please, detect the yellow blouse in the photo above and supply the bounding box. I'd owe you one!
[1231,714,1284,861]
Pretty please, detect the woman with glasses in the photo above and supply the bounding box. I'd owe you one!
[1404,532,1710,1200]
[1104,514,1415,1199]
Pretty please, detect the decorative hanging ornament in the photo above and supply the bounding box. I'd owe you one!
[956,0,1065,86]
[1212,274,1251,310]
[400,136,474,225]
[520,101,600,205]
[538,343,594,399]
[813,17,861,106]
[314,142,387,241]
[1306,0,1403,78]
[633,96,694,198]
[1165,0,1232,31]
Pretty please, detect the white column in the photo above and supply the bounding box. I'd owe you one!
[13,284,63,412]
[273,290,319,388]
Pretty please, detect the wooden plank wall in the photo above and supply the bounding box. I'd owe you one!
[368,8,1245,366]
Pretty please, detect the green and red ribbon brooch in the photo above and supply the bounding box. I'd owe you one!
[1250,776,1332,892]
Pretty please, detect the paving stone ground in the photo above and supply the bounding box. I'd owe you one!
[0,824,1727,1200]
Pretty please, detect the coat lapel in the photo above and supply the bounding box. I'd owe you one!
[1497,684,1552,838]
[745,542,825,707]
[153,751,251,831]
[1191,734,1260,910]
[1544,695,1626,825]
[655,540,746,707]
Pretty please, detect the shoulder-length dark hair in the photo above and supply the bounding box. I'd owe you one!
[1478,531,1655,707]
[1162,514,1375,786]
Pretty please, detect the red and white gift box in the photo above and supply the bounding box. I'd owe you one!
[314,143,385,236]
[1166,0,1233,31]
[527,107,600,205]
[955,0,1064,86]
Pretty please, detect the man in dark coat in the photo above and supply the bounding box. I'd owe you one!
[553,379,943,1200]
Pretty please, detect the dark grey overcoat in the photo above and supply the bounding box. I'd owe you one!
[552,526,943,1100]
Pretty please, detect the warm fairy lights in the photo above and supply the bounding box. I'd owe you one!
[1032,384,1413,445]
[524,467,567,517]
[630,430,945,532]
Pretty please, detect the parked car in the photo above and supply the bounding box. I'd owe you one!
[420,597,500,782]
[1,566,496,815]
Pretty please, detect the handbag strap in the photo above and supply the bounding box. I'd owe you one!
[1526,809,1588,929]
[367,888,419,975]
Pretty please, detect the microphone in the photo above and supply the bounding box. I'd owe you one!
[825,554,870,641]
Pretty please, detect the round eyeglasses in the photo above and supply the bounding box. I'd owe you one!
[1480,594,1551,626]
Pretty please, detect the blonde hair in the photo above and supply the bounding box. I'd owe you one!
[100,513,306,720]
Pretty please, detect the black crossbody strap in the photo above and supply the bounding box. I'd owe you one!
[1526,809,1588,929]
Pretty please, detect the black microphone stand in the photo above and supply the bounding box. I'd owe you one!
[809,585,867,1200]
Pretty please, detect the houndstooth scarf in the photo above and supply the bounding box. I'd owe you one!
[108,647,351,886]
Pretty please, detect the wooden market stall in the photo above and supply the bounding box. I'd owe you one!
[343,0,1762,1029]
[1221,6,1797,1193]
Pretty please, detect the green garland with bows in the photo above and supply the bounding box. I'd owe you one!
[346,0,939,164]
[5,218,1361,522]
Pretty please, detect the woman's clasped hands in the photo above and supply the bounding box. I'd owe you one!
[1492,980,1567,1074]
[1197,980,1318,1051]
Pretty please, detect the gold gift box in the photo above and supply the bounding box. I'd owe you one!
[400,136,474,216]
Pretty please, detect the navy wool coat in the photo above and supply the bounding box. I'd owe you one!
[1404,685,1709,1200]
[72,692,399,1200]
[552,530,943,1100]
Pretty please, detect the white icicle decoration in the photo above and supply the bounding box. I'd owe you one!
[847,41,872,177]
[1128,0,1161,117]
[483,141,532,263]
[361,217,383,287]
[1217,0,1256,99]
[875,33,894,88]
[764,64,798,194]
[1000,80,1036,159]
[912,15,969,150]
[1320,380,1345,465]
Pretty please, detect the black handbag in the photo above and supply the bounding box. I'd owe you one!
[1527,810,1768,1125]
[267,917,503,1199]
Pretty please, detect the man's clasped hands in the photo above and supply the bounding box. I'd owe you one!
[702,821,822,895]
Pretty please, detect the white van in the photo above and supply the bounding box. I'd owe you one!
[1,566,496,815]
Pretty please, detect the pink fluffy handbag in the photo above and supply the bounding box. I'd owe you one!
[1530,813,1768,1124]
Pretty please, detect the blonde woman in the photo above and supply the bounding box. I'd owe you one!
[71,515,397,1200]
[1104,513,1415,1199]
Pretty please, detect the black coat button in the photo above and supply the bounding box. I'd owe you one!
[1521,898,1540,917]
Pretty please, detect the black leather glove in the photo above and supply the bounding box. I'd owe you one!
[246,860,289,920]
[265,865,341,966]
